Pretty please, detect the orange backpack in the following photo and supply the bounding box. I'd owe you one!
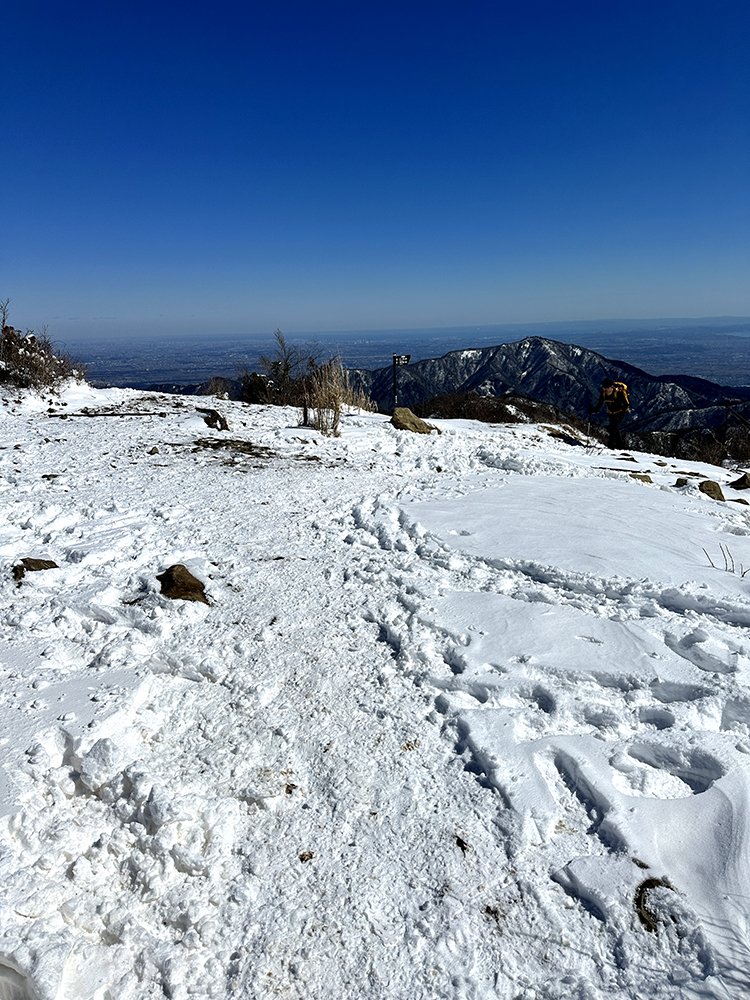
[612,381,630,409]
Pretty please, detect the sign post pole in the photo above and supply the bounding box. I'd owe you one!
[392,354,411,411]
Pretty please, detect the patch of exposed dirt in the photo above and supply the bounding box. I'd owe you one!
[634,876,675,932]
[191,438,277,459]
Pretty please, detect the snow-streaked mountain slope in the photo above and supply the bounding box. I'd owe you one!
[1,383,750,1000]
[352,336,750,434]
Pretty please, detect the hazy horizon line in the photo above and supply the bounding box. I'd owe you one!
[56,313,750,347]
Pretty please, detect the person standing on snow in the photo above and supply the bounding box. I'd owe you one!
[589,378,629,449]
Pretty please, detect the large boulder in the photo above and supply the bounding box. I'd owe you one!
[698,480,725,502]
[391,408,437,434]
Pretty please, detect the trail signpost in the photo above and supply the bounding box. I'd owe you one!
[392,354,411,410]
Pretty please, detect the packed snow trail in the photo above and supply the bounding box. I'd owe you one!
[1,385,749,998]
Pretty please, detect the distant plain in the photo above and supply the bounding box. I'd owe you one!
[59,318,750,390]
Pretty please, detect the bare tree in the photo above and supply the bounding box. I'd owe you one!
[259,330,319,405]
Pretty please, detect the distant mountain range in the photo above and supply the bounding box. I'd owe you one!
[351,337,750,435]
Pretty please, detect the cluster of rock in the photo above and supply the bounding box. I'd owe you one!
[13,560,210,604]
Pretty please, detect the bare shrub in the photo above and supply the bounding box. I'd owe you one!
[245,331,374,432]
[259,330,320,405]
[725,421,750,463]
[679,429,727,466]
[415,391,596,439]
[1,307,84,390]
[703,545,750,577]
[206,376,233,399]
[239,371,270,404]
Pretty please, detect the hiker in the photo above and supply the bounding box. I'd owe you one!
[589,378,630,449]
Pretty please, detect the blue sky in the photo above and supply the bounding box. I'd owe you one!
[3,0,749,340]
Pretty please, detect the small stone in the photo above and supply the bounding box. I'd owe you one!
[198,408,229,431]
[156,564,210,604]
[148,446,159,455]
[13,558,59,583]
[728,472,750,490]
[674,478,689,488]
[629,473,653,483]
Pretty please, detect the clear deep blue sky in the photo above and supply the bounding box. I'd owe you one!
[3,0,749,340]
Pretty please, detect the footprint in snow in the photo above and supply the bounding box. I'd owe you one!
[666,627,747,675]
[609,743,724,799]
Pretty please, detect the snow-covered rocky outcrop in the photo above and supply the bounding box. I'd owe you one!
[1,383,750,999]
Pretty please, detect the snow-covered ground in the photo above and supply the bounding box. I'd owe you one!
[1,383,750,999]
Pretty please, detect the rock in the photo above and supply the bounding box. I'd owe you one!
[197,407,229,431]
[12,558,59,583]
[728,498,750,506]
[148,446,159,455]
[674,478,690,488]
[629,473,653,483]
[728,471,750,490]
[156,564,210,604]
[391,408,436,434]
[698,480,725,502]
[542,425,584,446]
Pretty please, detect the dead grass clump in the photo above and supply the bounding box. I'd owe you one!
[300,359,375,437]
